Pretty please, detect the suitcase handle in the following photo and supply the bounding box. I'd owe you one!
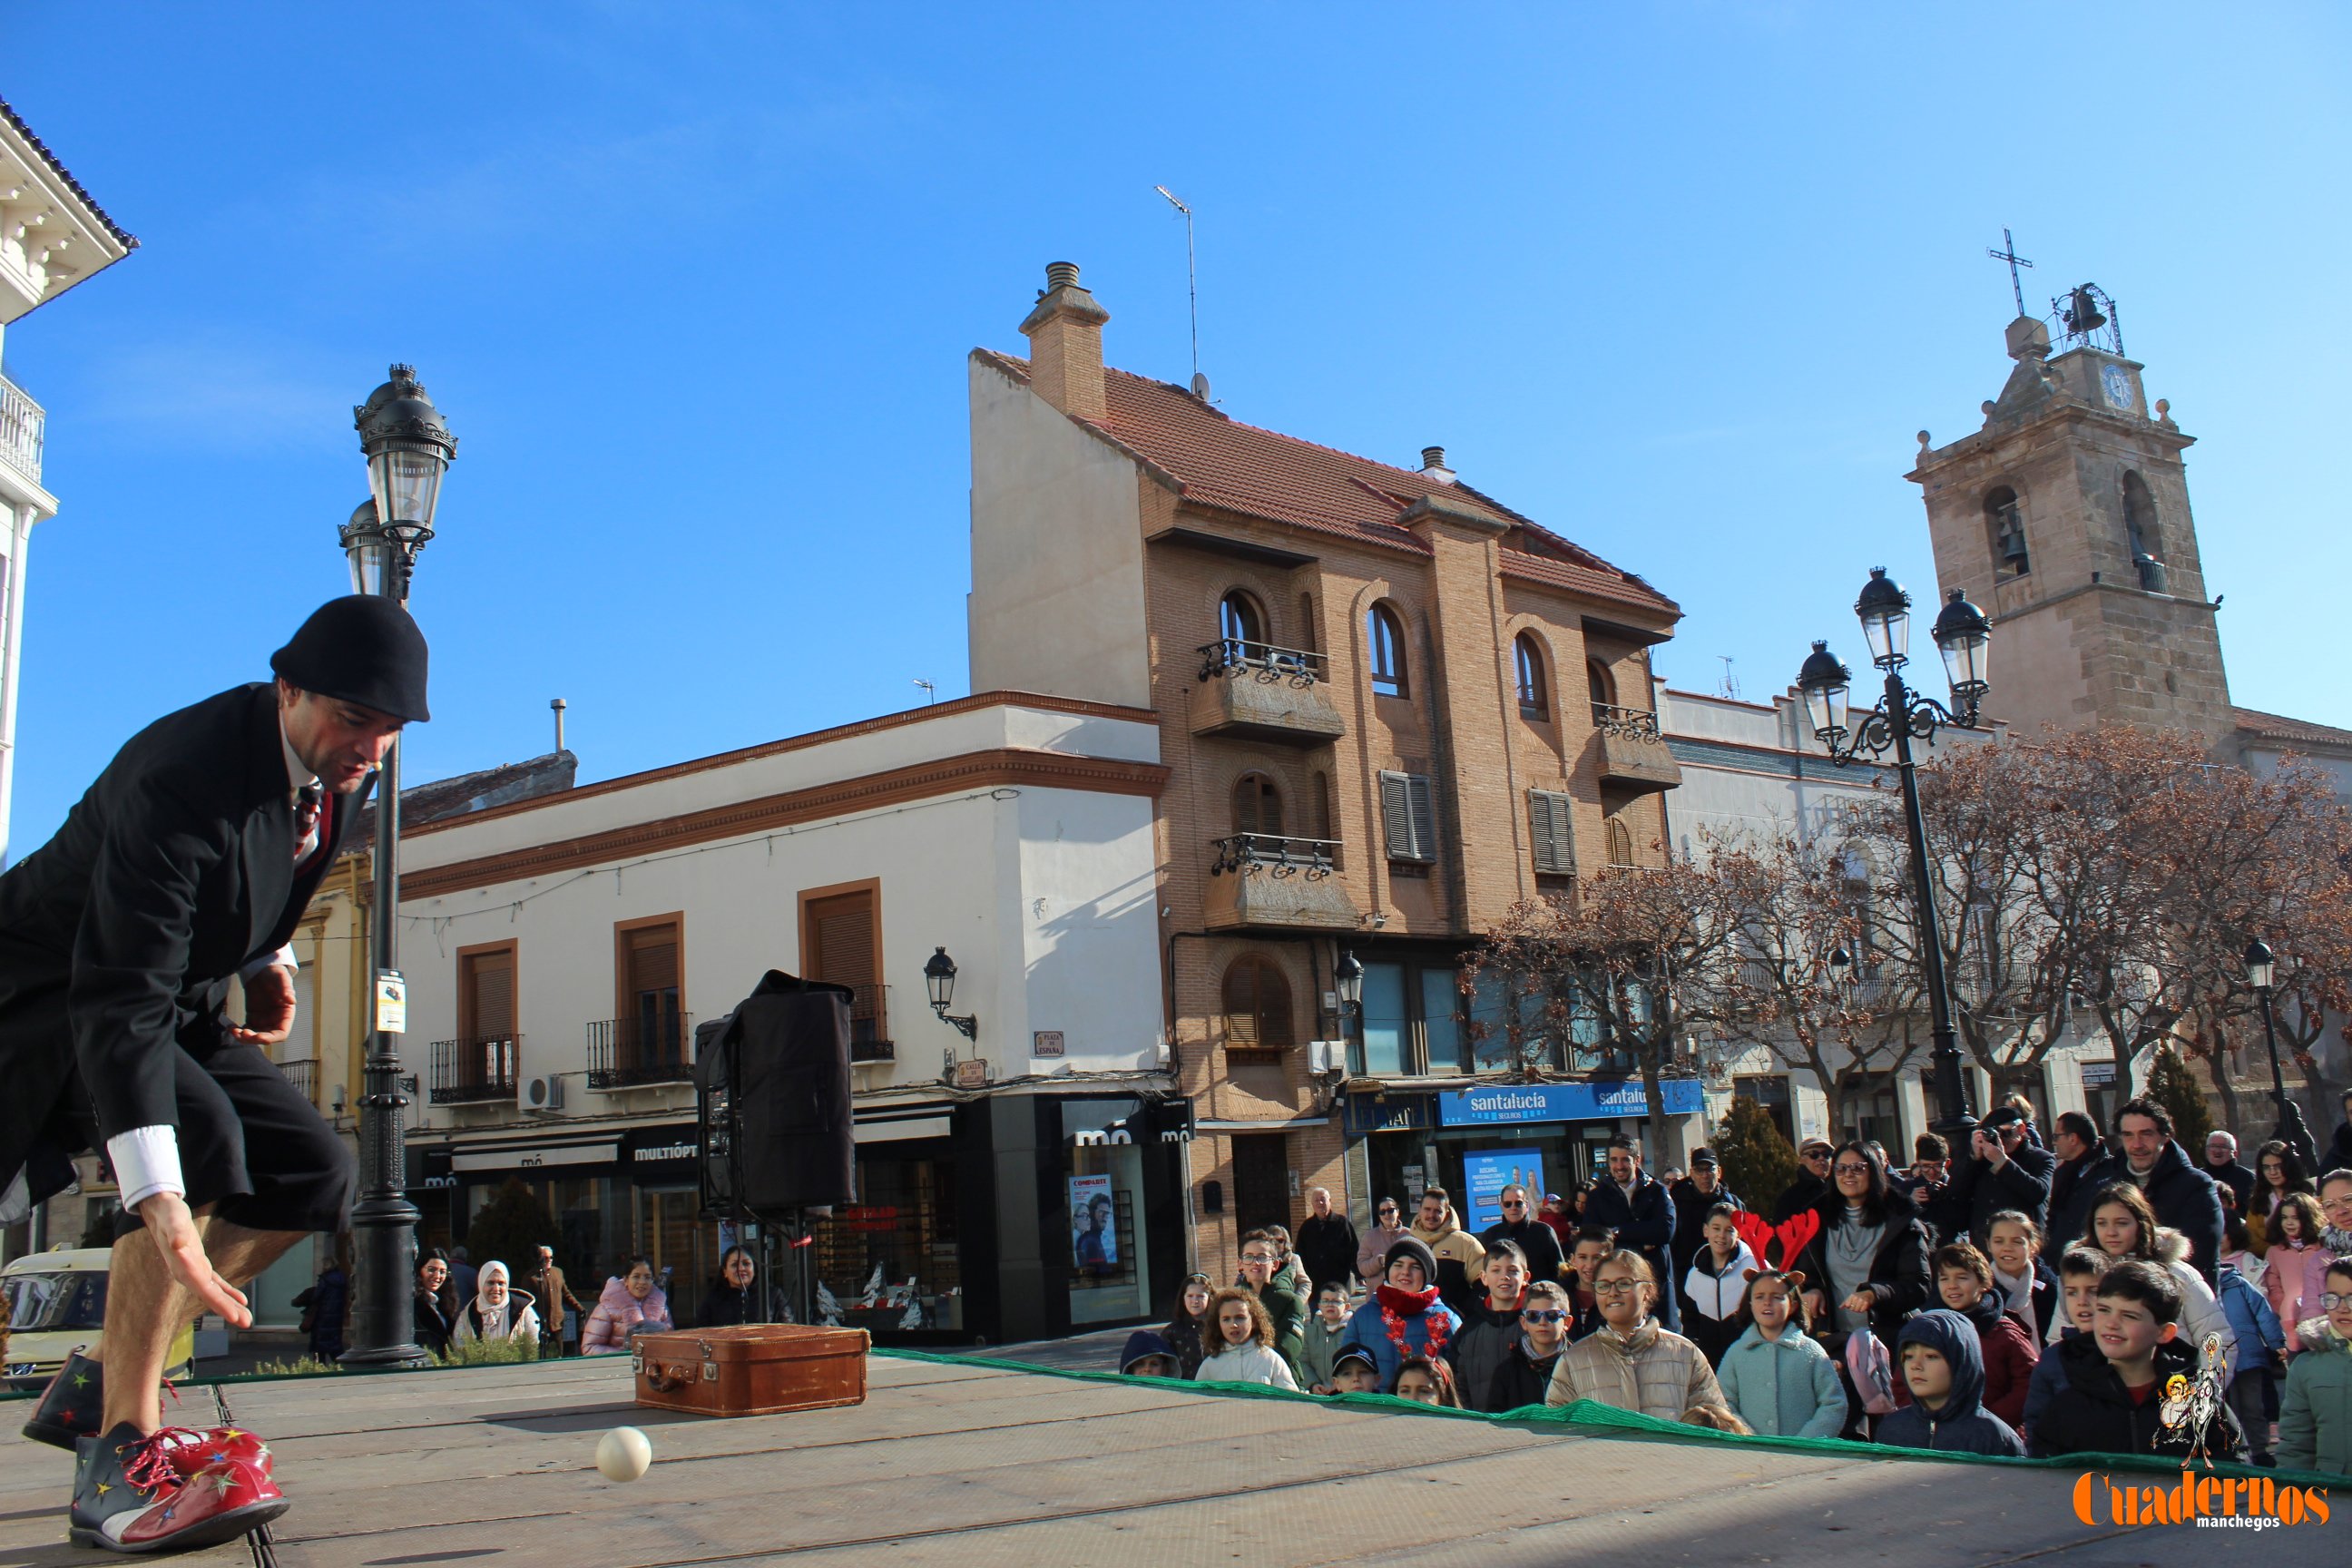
[642,1340,721,1392]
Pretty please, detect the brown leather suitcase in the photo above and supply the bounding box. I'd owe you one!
[632,1324,870,1417]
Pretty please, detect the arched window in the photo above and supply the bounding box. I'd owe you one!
[1231,772,1284,838]
[1605,815,1634,868]
[2122,473,2166,591]
[1984,486,2029,578]
[1587,660,1616,724]
[1309,769,1332,844]
[1220,590,1265,651]
[1222,956,1295,1054]
[1514,632,1550,720]
[1367,604,1407,699]
[1298,593,1318,653]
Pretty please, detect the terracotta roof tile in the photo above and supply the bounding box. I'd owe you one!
[974,348,1677,619]
[2231,707,2352,750]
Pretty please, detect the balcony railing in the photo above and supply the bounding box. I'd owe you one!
[430,1034,520,1104]
[0,372,44,486]
[1591,702,1661,740]
[276,1056,318,1102]
[1211,832,1338,878]
[1591,702,1681,794]
[587,1013,694,1089]
[1197,639,1328,686]
[1205,833,1361,931]
[846,983,892,1062]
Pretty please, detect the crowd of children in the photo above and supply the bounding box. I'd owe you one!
[1109,1105,2352,1476]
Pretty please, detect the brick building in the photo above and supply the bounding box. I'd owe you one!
[968,263,1690,1277]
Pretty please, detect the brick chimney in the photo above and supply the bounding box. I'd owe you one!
[1019,261,1111,420]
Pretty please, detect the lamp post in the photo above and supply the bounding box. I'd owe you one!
[341,365,456,1367]
[2243,938,2319,1172]
[1796,568,1992,1139]
[1334,950,1366,1074]
[924,946,979,1043]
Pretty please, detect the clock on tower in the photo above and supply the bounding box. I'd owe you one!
[2101,363,2136,412]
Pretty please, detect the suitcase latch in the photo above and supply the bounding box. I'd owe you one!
[700,1339,719,1382]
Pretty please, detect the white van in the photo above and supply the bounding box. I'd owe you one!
[2,1248,194,1391]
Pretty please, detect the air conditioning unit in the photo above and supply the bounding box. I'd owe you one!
[1307,1039,1347,1075]
[522,1074,565,1114]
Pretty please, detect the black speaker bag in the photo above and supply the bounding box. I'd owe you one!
[699,969,856,1213]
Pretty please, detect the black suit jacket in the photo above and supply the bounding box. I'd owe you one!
[0,684,366,1200]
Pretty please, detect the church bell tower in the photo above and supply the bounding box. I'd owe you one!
[1907,282,2232,740]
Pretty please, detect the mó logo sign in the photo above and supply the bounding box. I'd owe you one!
[2072,1471,2329,1529]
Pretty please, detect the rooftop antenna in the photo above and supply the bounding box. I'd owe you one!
[551,697,567,753]
[913,679,936,706]
[1988,228,2034,318]
[1716,657,1740,701]
[1153,184,1207,399]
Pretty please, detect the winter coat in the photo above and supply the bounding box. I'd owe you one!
[456,1289,542,1347]
[1298,1317,1349,1392]
[2215,1263,2284,1382]
[1544,1318,1727,1420]
[2202,1158,2257,1214]
[1893,1293,2036,1430]
[2079,1141,2226,1283]
[1990,1257,2059,1347]
[413,1289,454,1358]
[1295,1213,1360,1294]
[1788,1187,1933,1348]
[293,1267,349,1360]
[1935,1140,2057,1241]
[2043,1141,2110,1264]
[1771,1171,1827,1223]
[1357,1223,1410,1286]
[1478,1216,1566,1284]
[1194,1342,1299,1390]
[1715,1321,1846,1438]
[582,1278,671,1355]
[2020,1325,2085,1444]
[1582,1175,1681,1329]
[1248,1275,1310,1385]
[1446,1292,1525,1413]
[1877,1309,2026,1457]
[1679,1240,1759,1367]
[1486,1340,1563,1413]
[2029,1330,2243,1463]
[2278,1320,2352,1476]
[2263,1241,2333,1352]
[1118,1329,1179,1376]
[1162,1312,1211,1380]
[696,1279,789,1328]
[2145,1229,2235,1369]
[1666,1177,1743,1281]
[528,1263,583,1336]
[1338,1289,1463,1392]
[1408,1210,1489,1317]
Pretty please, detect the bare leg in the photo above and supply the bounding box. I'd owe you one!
[95,1211,309,1434]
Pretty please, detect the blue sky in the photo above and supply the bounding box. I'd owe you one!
[5,3,2347,855]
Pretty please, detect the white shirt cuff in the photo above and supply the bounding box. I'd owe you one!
[240,944,299,982]
[108,1126,184,1212]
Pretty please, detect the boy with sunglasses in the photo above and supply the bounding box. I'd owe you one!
[1487,1280,1575,1411]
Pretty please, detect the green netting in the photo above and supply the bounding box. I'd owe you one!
[873,1346,2347,1489]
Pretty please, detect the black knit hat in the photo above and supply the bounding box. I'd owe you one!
[270,596,431,723]
[1382,1236,1439,1287]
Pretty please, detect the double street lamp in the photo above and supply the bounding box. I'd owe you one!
[1796,568,1993,1138]
[340,365,456,1367]
[2242,938,2320,1173]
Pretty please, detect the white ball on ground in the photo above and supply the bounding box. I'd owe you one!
[596,1426,652,1482]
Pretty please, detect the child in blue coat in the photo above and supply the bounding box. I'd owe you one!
[1877,1308,2026,1456]
[1715,1268,1845,1438]
[2216,1256,2286,1465]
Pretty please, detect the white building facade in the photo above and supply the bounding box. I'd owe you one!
[392,693,1183,1344]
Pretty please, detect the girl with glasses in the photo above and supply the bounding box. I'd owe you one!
[1786,1140,1931,1438]
[1542,1250,1730,1421]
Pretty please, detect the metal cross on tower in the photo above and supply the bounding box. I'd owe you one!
[1988,228,2034,318]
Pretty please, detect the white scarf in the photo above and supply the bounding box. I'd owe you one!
[474,1262,514,1338]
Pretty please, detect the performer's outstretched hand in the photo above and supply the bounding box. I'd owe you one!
[140,1192,253,1327]
[229,963,297,1045]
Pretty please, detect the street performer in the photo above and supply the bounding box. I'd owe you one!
[0,596,427,1553]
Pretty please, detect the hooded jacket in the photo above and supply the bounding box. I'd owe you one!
[1298,1312,1350,1392]
[1679,1239,1759,1367]
[2146,1228,2235,1368]
[2278,1318,2352,1475]
[1409,1205,1489,1316]
[2021,1324,2084,1443]
[2214,1264,2284,1382]
[1544,1317,1725,1420]
[2080,1140,2226,1283]
[1243,1271,1310,1385]
[1668,1175,1742,1281]
[2263,1240,2333,1349]
[2028,1328,2243,1462]
[1118,1329,1179,1377]
[1716,1320,1847,1438]
[582,1276,671,1355]
[1891,1292,2037,1429]
[1877,1308,2026,1456]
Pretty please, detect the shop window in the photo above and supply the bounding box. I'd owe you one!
[1222,956,1294,1063]
[809,1151,961,1334]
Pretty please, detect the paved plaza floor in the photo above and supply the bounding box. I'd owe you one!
[0,1352,2317,1566]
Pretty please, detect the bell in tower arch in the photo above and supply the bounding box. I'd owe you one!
[2064,286,2107,336]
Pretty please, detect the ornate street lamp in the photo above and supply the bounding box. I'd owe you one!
[2243,938,2319,1171]
[1333,949,1366,1075]
[1797,568,1993,1137]
[341,365,455,1368]
[924,946,978,1042]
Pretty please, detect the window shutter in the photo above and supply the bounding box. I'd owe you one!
[466,950,515,1037]
[626,924,680,995]
[1380,772,1414,859]
[1407,775,1436,862]
[1529,790,1577,874]
[806,892,877,990]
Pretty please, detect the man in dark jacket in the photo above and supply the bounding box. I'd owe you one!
[1478,1184,1565,1284]
[2082,1098,2226,1284]
[1293,1187,1359,1296]
[1667,1149,1741,1282]
[0,598,423,1551]
[1934,1104,2056,1243]
[1774,1138,1834,1221]
[2200,1132,2256,1212]
[1583,1135,1680,1330]
[2043,1112,2108,1262]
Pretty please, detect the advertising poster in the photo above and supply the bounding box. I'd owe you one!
[1069,1174,1117,1272]
[1462,1149,1546,1234]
